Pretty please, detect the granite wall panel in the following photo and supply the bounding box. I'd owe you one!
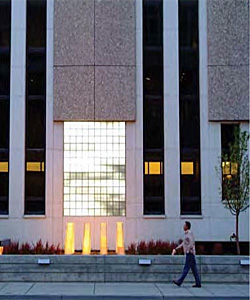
[95,66,136,120]
[54,0,94,66]
[95,0,136,66]
[207,0,249,121]
[207,0,249,66]
[208,66,249,121]
[54,0,136,121]
[54,66,94,121]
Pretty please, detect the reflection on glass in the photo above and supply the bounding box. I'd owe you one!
[64,122,126,216]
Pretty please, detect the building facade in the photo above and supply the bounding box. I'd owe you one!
[0,0,249,250]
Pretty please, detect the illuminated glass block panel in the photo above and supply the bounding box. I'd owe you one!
[64,122,126,216]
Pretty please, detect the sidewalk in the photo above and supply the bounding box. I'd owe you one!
[0,282,248,300]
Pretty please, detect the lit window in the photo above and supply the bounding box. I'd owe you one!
[0,162,8,173]
[145,162,163,175]
[222,161,238,176]
[64,122,126,216]
[26,162,44,172]
[181,162,194,175]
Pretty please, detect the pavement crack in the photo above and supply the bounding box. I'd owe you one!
[25,282,35,295]
[155,283,164,300]
[0,283,7,292]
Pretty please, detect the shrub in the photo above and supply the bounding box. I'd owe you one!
[33,239,45,254]
[147,240,157,255]
[2,240,63,255]
[19,242,31,254]
[196,244,206,255]
[3,241,19,254]
[127,243,137,255]
[137,241,148,255]
[212,243,223,255]
[127,240,179,255]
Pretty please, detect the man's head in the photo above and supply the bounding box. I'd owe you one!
[183,221,191,231]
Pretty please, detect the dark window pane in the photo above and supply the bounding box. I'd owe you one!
[221,124,239,200]
[144,101,164,149]
[26,99,45,149]
[0,0,10,215]
[0,100,9,149]
[221,124,239,154]
[0,0,11,48]
[0,52,10,95]
[179,0,201,215]
[143,0,164,215]
[179,0,198,49]
[0,171,8,194]
[25,172,45,199]
[143,0,163,47]
[0,198,8,214]
[25,0,46,215]
[144,67,163,96]
[27,53,46,95]
[179,97,200,149]
[144,196,164,215]
[27,0,46,48]
[0,154,8,215]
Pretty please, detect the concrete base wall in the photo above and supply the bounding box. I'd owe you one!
[0,255,248,284]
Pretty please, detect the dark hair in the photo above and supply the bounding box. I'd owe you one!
[185,221,191,230]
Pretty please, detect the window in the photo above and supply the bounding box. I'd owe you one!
[0,0,11,215]
[64,122,126,217]
[179,0,201,215]
[143,0,164,215]
[25,0,46,215]
[221,124,239,199]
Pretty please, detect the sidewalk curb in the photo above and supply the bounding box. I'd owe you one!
[0,296,248,300]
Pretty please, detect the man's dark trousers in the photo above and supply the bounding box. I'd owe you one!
[177,253,201,285]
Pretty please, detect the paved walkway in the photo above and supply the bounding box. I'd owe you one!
[0,282,248,300]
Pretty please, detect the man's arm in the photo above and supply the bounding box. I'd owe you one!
[172,241,184,255]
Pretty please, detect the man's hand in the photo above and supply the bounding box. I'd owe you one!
[172,249,176,256]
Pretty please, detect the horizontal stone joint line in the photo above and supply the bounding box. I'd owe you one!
[207,64,249,67]
[54,65,136,67]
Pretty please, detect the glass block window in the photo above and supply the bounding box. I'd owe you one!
[64,122,126,216]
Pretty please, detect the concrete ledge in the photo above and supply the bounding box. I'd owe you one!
[0,255,248,283]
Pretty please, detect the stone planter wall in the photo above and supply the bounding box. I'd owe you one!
[0,255,248,283]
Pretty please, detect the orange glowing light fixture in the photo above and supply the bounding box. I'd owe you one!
[82,223,91,255]
[0,246,3,255]
[100,222,108,255]
[116,222,125,255]
[64,222,75,254]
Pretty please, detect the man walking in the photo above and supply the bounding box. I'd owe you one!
[172,221,201,287]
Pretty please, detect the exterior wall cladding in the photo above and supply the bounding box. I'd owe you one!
[1,0,249,251]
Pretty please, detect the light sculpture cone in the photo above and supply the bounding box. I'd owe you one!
[100,222,108,255]
[64,222,75,254]
[116,222,125,255]
[82,223,91,255]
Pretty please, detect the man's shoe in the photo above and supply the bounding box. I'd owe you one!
[173,280,181,287]
[192,284,201,288]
